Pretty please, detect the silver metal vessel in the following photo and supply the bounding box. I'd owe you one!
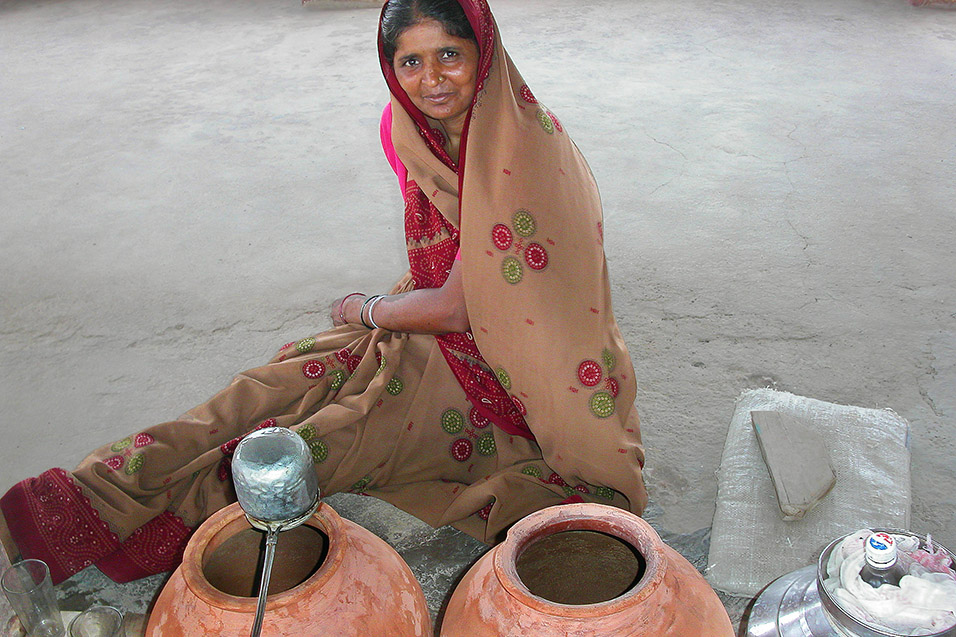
[232,427,320,637]
[746,565,835,636]
[747,530,956,637]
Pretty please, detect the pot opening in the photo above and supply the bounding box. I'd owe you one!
[515,529,646,605]
[203,524,329,598]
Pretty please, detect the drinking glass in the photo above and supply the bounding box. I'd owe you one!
[1,559,64,637]
[68,605,123,637]
[0,547,15,630]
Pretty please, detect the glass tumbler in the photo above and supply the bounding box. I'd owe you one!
[68,606,123,637]
[1,559,64,637]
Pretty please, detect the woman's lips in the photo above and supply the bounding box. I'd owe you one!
[424,92,454,104]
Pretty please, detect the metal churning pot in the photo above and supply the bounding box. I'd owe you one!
[746,529,956,637]
[231,427,320,637]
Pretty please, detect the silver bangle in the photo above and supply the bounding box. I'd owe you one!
[367,294,386,330]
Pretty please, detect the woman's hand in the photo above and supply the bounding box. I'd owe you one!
[331,293,366,327]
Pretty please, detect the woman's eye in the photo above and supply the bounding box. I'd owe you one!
[441,50,459,60]
[401,58,419,68]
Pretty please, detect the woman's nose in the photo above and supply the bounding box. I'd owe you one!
[424,62,442,86]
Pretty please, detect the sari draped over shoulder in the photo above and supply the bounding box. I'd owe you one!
[0,0,646,586]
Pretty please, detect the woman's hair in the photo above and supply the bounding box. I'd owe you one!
[381,0,476,64]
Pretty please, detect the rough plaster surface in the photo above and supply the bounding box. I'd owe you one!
[2,0,954,627]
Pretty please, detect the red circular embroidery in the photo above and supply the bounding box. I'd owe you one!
[492,223,513,250]
[524,242,549,270]
[431,127,446,147]
[105,456,124,470]
[134,433,155,448]
[575,484,590,495]
[257,418,278,430]
[578,360,603,387]
[548,111,563,132]
[469,407,491,429]
[547,473,566,486]
[605,377,620,397]
[336,348,351,364]
[347,355,362,374]
[478,501,493,520]
[519,85,537,104]
[303,360,326,379]
[450,438,473,462]
[280,342,295,351]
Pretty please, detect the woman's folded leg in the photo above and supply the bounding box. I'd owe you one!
[0,325,405,584]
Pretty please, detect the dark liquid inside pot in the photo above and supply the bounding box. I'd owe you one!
[203,525,329,598]
[515,530,646,605]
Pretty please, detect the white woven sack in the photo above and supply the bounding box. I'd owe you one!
[705,389,911,597]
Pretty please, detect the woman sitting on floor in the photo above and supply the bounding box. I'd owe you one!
[0,0,648,585]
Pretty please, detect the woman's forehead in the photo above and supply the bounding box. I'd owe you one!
[395,18,476,53]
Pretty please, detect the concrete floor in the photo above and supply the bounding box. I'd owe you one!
[2,0,955,632]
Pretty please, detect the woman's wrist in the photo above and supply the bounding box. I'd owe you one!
[366,295,386,329]
[341,294,366,325]
[360,294,386,329]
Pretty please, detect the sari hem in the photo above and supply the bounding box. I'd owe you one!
[0,469,120,585]
[94,511,192,583]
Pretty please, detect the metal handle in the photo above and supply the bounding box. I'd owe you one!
[250,528,279,637]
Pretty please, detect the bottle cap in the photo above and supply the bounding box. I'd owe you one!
[865,532,898,566]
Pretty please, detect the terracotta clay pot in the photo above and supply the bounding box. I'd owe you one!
[440,503,733,636]
[146,502,430,636]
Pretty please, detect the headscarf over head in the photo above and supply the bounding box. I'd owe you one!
[379,0,647,514]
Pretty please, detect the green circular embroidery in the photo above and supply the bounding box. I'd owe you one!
[512,209,537,237]
[351,475,372,492]
[295,337,316,354]
[563,485,576,498]
[375,355,387,377]
[602,348,617,372]
[502,256,523,284]
[536,109,554,134]
[495,367,512,390]
[595,486,616,500]
[329,369,346,390]
[521,465,542,478]
[125,453,145,475]
[476,432,496,456]
[589,391,616,418]
[441,409,465,434]
[386,377,404,396]
[309,439,329,463]
[111,437,132,453]
[297,423,316,442]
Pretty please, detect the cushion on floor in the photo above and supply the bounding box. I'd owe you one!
[705,388,910,597]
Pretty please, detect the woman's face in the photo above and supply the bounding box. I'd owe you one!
[392,18,479,133]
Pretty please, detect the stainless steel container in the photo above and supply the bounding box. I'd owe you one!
[746,565,834,636]
[231,426,320,637]
[817,530,956,637]
[232,427,319,530]
[747,530,956,637]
